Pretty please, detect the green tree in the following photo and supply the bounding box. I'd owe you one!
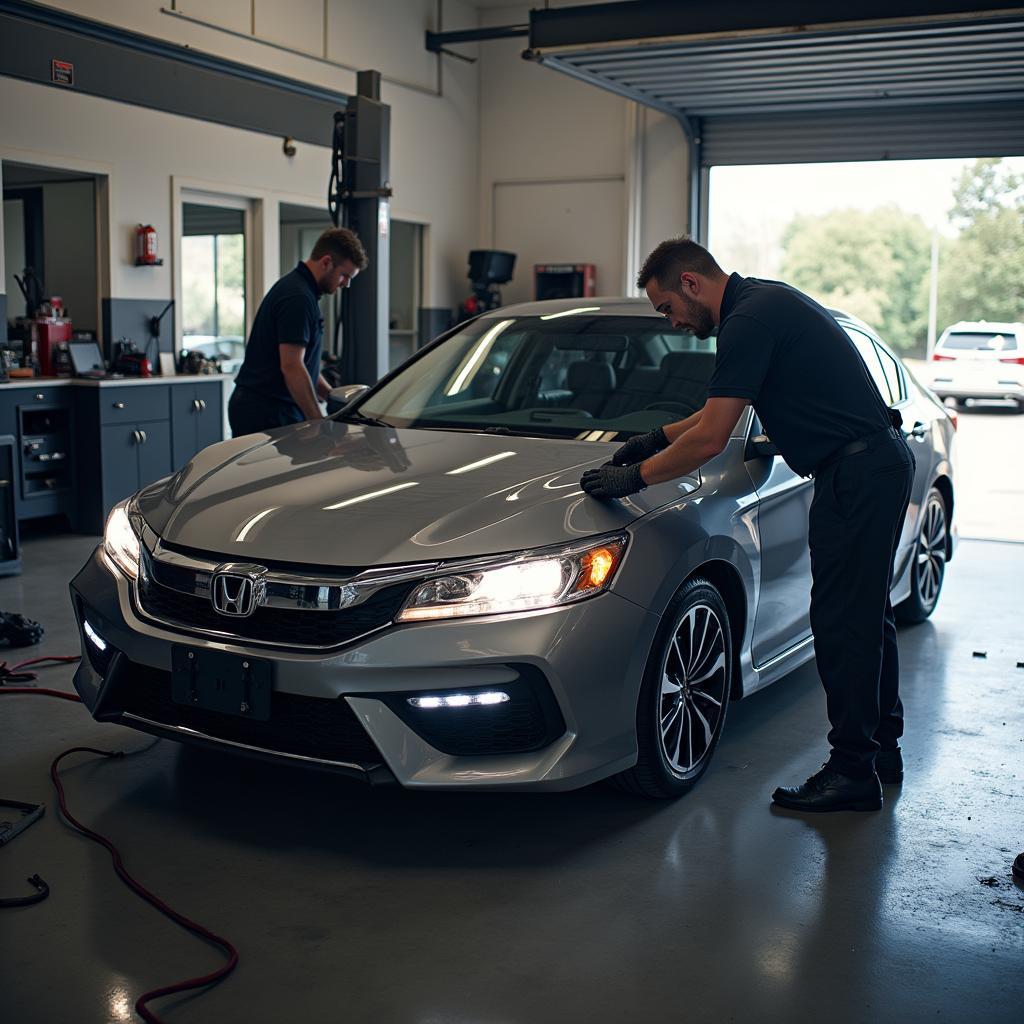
[780,205,931,351]
[937,159,1024,330]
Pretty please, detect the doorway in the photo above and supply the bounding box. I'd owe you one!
[180,195,254,374]
[2,161,101,351]
[389,219,424,371]
[279,202,336,358]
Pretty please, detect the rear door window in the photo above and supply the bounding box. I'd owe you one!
[873,342,906,404]
[844,326,893,405]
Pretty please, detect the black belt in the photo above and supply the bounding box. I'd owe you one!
[815,425,901,475]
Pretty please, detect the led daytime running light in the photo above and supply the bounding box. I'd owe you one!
[408,691,510,709]
[84,620,107,652]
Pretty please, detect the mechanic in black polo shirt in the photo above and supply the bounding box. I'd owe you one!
[581,237,915,813]
[228,227,368,436]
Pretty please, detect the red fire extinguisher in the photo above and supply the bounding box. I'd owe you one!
[135,224,159,265]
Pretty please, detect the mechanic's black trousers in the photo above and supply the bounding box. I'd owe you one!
[808,432,915,779]
[228,384,303,437]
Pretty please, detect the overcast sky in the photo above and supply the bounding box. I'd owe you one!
[707,156,1024,278]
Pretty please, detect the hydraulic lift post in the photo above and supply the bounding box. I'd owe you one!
[329,69,392,385]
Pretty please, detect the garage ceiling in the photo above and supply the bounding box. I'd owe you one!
[526,1,1024,165]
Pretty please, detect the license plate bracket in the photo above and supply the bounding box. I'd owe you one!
[171,646,271,721]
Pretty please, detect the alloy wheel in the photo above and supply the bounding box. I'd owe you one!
[659,604,728,775]
[916,493,947,611]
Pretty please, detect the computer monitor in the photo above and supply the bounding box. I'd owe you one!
[68,341,106,376]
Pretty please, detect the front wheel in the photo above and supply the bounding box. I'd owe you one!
[612,579,733,798]
[895,487,948,624]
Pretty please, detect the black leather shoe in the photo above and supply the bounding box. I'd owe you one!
[772,765,883,812]
[875,748,904,784]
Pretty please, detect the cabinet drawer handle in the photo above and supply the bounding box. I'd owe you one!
[113,402,126,410]
[35,393,45,401]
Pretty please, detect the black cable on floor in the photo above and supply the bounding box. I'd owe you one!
[1,657,240,1023]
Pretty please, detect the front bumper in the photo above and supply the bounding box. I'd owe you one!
[71,547,659,791]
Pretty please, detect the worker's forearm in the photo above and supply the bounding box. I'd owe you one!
[640,426,721,486]
[283,367,323,420]
[662,406,704,444]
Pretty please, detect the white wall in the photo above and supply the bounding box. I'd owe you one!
[477,4,690,304]
[0,0,481,330]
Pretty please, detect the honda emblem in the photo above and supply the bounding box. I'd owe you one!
[211,564,267,617]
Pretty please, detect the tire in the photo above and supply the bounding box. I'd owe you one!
[612,578,733,798]
[895,486,949,624]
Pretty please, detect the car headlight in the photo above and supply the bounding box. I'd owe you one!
[103,502,141,580]
[397,535,627,622]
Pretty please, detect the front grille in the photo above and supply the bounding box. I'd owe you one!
[136,572,413,649]
[101,657,382,767]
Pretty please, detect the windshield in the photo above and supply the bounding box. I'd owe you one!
[353,313,717,440]
[941,331,1018,352]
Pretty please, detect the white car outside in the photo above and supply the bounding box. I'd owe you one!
[929,320,1024,410]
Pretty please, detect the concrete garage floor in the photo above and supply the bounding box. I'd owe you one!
[2,532,1022,1024]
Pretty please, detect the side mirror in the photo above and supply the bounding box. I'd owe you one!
[327,383,370,414]
[748,433,780,459]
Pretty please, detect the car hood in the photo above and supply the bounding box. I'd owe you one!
[136,420,700,568]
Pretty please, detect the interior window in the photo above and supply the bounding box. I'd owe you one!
[843,326,893,405]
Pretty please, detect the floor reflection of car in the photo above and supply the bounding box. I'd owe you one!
[71,299,958,797]
[181,335,245,374]
[929,320,1024,411]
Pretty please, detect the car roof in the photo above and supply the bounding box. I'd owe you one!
[940,320,1022,334]
[489,296,871,329]
[485,296,657,319]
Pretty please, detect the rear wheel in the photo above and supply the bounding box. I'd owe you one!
[895,487,948,624]
[612,578,732,798]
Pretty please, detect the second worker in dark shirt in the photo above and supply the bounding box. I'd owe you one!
[228,227,368,437]
[580,236,915,814]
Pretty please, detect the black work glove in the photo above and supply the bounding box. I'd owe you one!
[580,462,647,499]
[611,427,668,466]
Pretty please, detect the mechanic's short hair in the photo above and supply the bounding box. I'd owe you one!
[636,237,723,290]
[310,227,369,270]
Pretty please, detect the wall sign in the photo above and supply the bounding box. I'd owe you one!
[51,59,74,86]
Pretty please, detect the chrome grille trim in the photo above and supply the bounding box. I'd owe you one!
[144,535,438,612]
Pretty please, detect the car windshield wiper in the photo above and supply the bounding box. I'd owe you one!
[337,410,394,428]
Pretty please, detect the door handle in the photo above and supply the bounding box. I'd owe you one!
[139,429,147,445]
[199,399,206,412]
[132,430,141,444]
[910,422,927,438]
[192,398,201,412]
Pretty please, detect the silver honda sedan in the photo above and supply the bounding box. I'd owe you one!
[71,299,957,797]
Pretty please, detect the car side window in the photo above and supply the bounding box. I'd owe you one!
[843,326,893,405]
[872,341,906,404]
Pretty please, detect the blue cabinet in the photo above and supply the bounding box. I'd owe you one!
[170,380,223,469]
[0,378,225,534]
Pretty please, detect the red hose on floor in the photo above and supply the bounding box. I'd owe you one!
[1,655,240,1023]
